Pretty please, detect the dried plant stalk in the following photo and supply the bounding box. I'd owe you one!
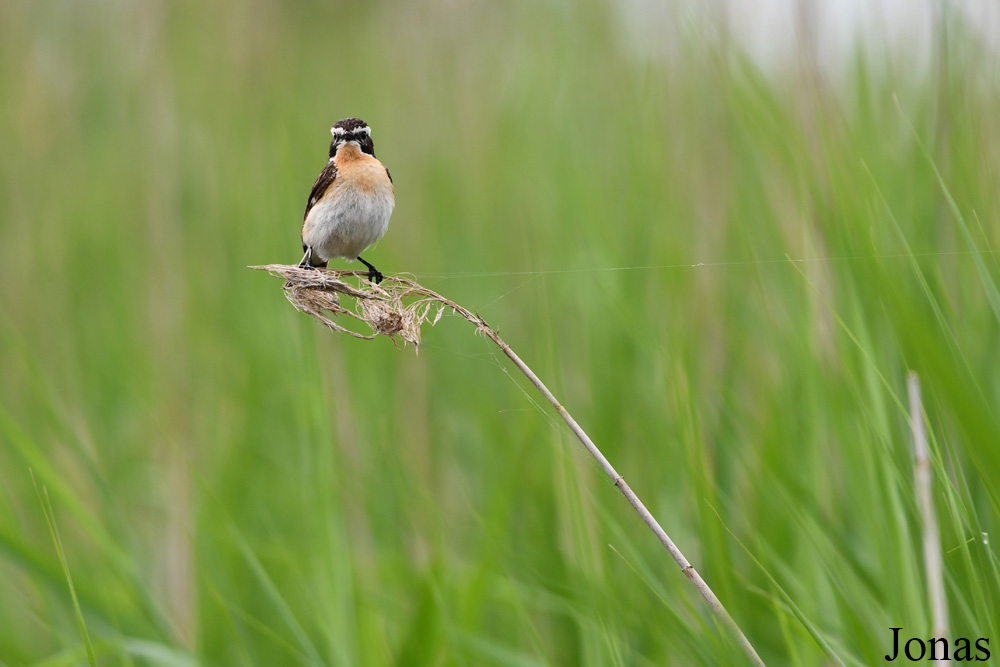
[252,264,766,666]
[908,372,949,649]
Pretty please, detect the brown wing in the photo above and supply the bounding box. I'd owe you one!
[302,160,338,254]
[303,160,338,221]
[385,166,392,184]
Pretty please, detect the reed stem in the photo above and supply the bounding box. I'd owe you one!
[253,265,766,666]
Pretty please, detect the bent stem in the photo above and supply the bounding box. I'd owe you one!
[252,264,766,666]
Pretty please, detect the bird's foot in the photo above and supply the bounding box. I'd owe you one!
[357,255,383,284]
[298,247,317,269]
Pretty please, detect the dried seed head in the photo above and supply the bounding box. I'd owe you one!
[256,265,461,348]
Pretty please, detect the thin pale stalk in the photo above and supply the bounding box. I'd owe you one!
[252,265,766,666]
[481,327,764,666]
[908,372,949,648]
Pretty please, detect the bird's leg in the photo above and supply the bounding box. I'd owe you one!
[357,255,384,284]
[298,247,315,269]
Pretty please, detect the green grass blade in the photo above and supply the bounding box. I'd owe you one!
[30,472,97,667]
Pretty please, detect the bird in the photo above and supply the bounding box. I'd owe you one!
[299,118,394,283]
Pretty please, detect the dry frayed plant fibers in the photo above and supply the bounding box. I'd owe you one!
[252,264,767,666]
[254,265,450,347]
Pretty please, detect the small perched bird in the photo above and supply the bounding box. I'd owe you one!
[299,118,394,283]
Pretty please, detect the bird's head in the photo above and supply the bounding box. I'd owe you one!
[329,118,375,158]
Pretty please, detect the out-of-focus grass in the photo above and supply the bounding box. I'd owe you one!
[1,0,999,664]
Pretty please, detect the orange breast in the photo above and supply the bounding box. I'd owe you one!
[331,144,393,196]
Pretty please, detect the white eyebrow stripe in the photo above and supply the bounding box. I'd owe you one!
[330,125,371,137]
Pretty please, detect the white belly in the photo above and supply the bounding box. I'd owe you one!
[303,185,395,262]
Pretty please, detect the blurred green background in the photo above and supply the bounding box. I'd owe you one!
[2,0,1000,664]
